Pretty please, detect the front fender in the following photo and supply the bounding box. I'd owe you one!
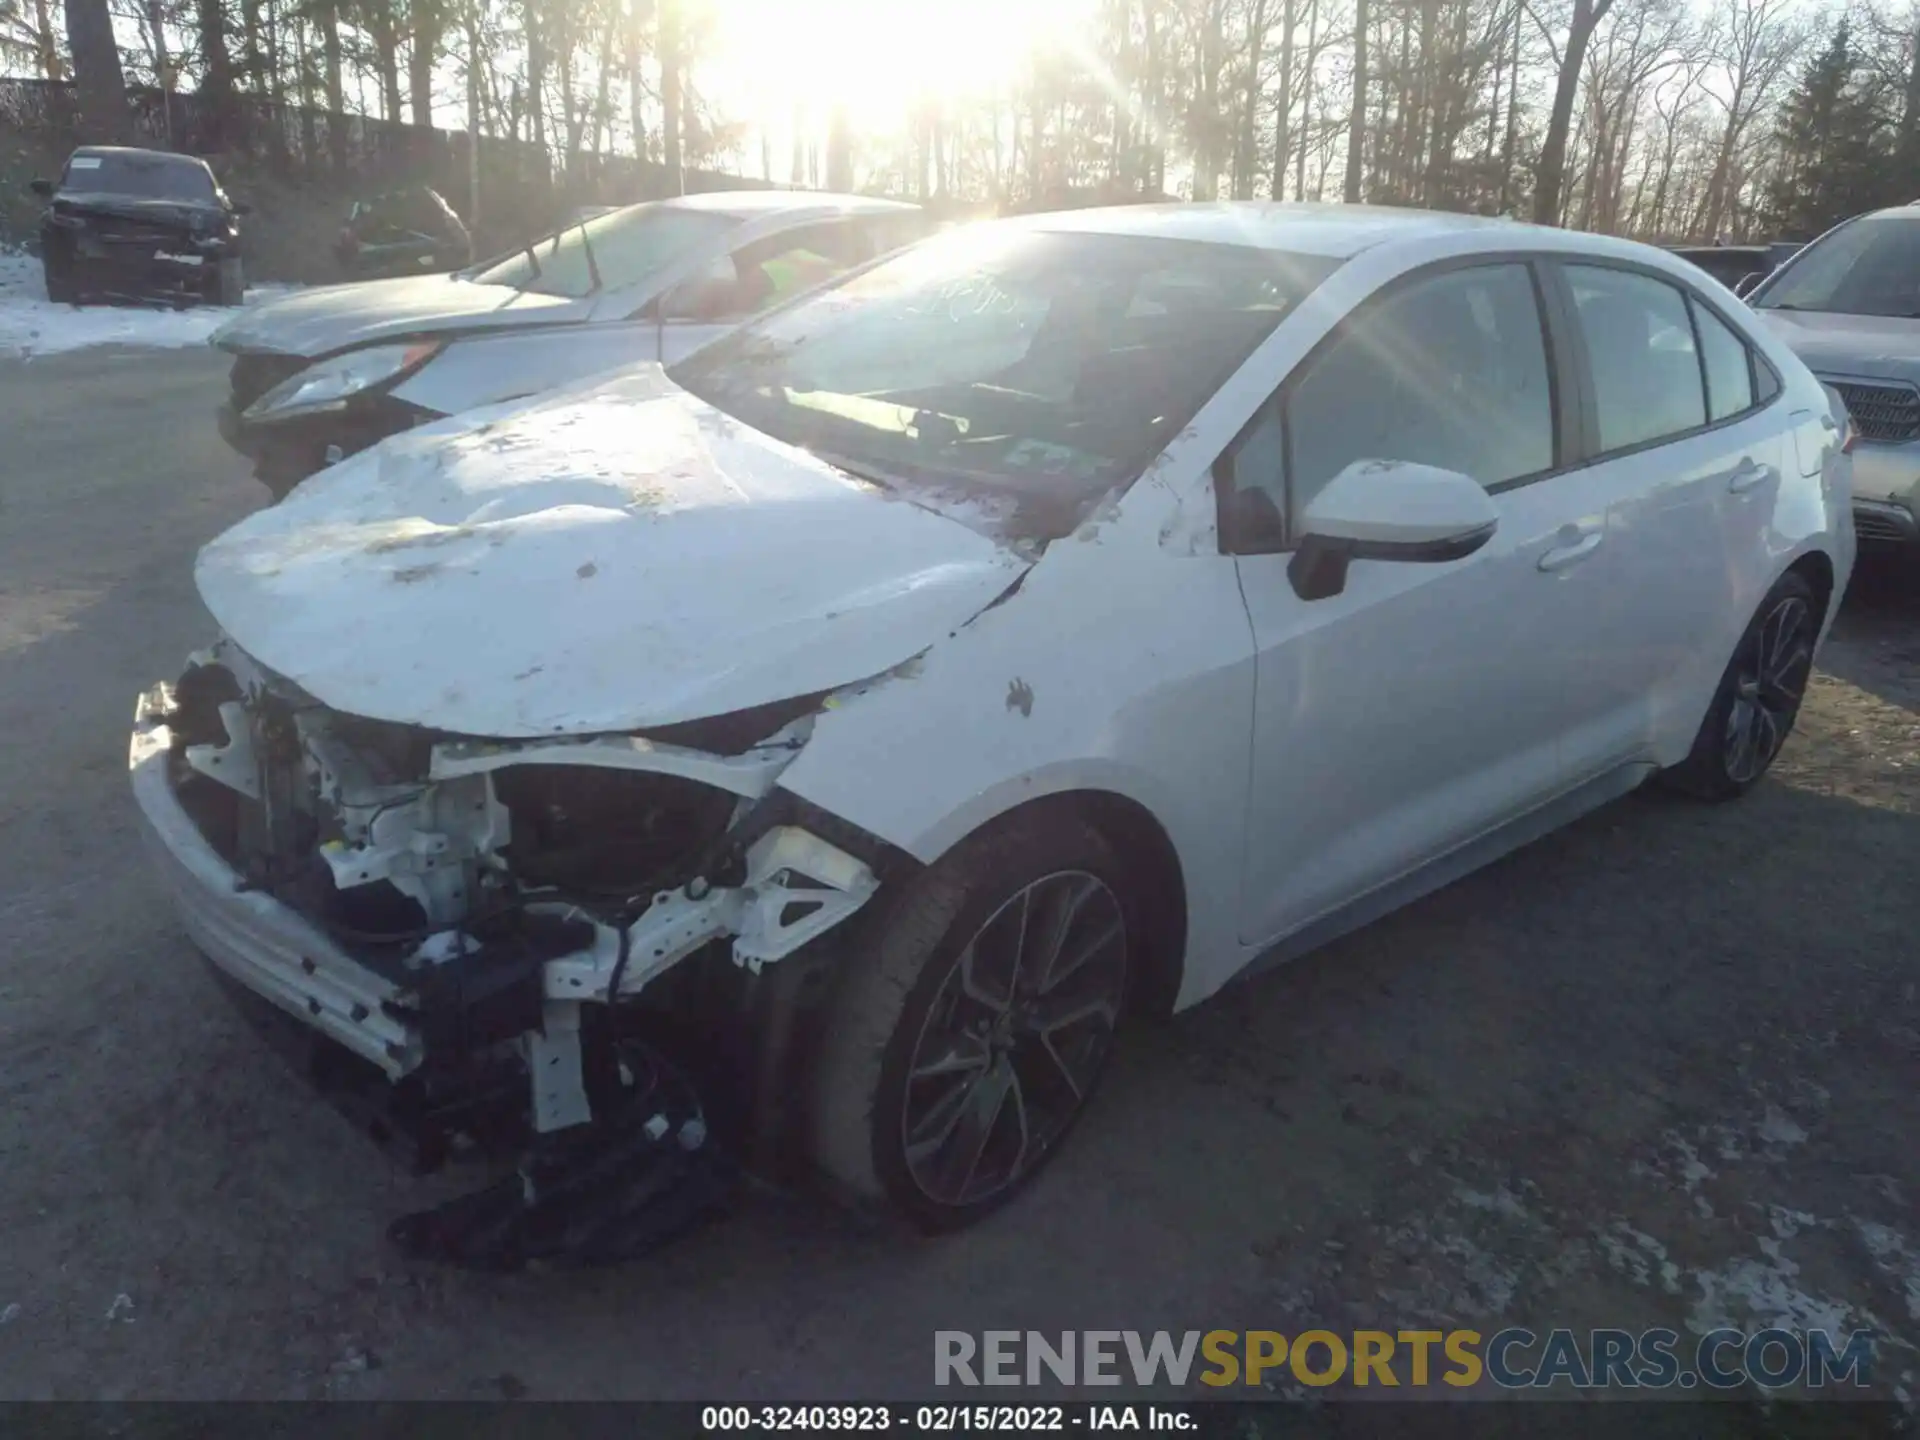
[776,531,1259,1009]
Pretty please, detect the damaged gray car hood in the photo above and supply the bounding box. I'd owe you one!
[209,272,582,359]
[195,368,1032,738]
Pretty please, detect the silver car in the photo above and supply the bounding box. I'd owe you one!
[1748,207,1917,551]
[210,190,926,498]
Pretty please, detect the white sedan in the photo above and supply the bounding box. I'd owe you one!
[132,203,1856,1252]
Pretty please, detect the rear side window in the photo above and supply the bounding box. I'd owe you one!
[1692,299,1756,421]
[1566,265,1705,452]
[1282,262,1555,515]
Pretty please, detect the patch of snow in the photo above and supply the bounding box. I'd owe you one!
[1855,1220,1920,1322]
[1757,1106,1808,1150]
[0,250,297,360]
[1379,1204,1525,1320]
[1600,1223,1683,1295]
[1642,1130,1718,1192]
[1454,1184,1531,1222]
[1688,1235,1862,1338]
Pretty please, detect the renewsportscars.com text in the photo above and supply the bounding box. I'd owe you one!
[933,1328,1876,1390]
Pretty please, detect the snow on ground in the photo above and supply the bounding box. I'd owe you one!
[0,250,298,360]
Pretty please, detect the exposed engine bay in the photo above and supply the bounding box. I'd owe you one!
[137,637,892,1266]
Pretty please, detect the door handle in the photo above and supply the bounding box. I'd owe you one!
[1538,531,1604,572]
[1727,457,1774,494]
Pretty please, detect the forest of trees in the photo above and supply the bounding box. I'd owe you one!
[4,0,1920,241]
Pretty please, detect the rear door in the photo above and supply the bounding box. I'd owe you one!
[1548,261,1798,771]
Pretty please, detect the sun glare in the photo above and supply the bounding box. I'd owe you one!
[718,0,1087,132]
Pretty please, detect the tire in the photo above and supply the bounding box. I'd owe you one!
[213,257,246,306]
[256,453,315,504]
[808,811,1136,1233]
[1660,570,1819,800]
[42,258,78,305]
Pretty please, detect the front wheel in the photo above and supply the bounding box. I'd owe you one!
[42,256,78,305]
[1661,571,1819,800]
[212,257,246,306]
[808,812,1134,1232]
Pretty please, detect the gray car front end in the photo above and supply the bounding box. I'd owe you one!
[207,193,925,500]
[1748,207,1920,552]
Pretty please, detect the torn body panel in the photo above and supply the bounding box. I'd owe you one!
[132,640,881,1170]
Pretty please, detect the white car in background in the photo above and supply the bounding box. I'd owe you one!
[133,203,1854,1261]
[210,190,927,497]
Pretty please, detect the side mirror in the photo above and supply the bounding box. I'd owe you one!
[1286,460,1498,601]
[231,200,253,216]
[1733,271,1762,298]
[28,178,53,198]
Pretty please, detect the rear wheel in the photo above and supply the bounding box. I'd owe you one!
[809,812,1134,1232]
[1661,571,1819,800]
[256,452,317,503]
[42,256,78,305]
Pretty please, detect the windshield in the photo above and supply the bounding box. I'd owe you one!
[469,203,739,299]
[668,227,1340,528]
[63,151,215,203]
[1753,215,1920,317]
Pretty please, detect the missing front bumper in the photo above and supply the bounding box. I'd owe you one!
[130,677,881,1085]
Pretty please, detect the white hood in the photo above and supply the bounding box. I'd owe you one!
[195,369,1031,738]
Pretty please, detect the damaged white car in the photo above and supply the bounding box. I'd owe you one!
[133,204,1854,1261]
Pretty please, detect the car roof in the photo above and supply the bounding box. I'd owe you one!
[70,145,210,167]
[659,190,920,219]
[1006,201,1524,257]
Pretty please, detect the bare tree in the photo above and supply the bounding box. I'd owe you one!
[1345,0,1370,200]
[1693,0,1804,238]
[64,0,128,138]
[1,0,65,79]
[1528,0,1619,223]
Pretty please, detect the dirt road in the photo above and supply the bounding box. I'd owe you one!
[0,347,1915,1408]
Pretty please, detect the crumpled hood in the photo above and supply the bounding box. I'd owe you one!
[209,273,580,359]
[195,367,1031,738]
[1755,308,1920,384]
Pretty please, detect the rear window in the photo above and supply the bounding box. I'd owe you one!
[469,204,740,299]
[63,151,216,202]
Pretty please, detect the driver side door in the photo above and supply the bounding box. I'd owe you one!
[1228,259,1625,948]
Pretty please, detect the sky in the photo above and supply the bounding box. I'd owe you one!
[703,0,1096,161]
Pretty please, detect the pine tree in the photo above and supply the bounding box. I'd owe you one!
[1762,22,1891,239]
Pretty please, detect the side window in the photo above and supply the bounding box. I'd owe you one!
[1281,263,1556,519]
[729,222,869,316]
[1692,297,1756,421]
[1565,265,1706,452]
[1219,401,1287,528]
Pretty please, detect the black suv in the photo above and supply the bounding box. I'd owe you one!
[31,145,250,306]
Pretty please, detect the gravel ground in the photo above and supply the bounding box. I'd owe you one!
[0,346,1915,1412]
